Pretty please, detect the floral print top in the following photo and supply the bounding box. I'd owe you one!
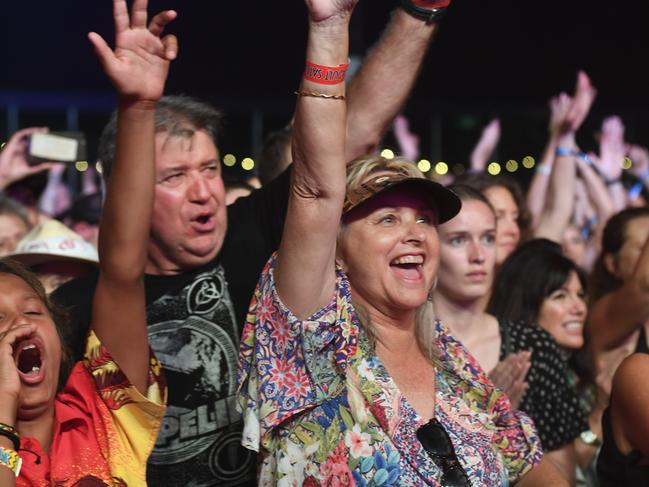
[238,256,542,486]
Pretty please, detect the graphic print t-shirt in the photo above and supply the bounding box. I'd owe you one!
[51,168,290,486]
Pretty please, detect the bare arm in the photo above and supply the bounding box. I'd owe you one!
[526,93,570,228]
[275,0,356,319]
[545,445,577,486]
[469,118,500,174]
[610,353,649,460]
[535,72,597,242]
[595,116,627,212]
[345,4,444,160]
[515,456,570,487]
[89,0,177,393]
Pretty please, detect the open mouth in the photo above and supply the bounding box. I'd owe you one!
[562,322,584,334]
[390,255,424,281]
[13,338,45,384]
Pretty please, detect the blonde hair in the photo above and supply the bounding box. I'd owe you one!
[340,154,437,362]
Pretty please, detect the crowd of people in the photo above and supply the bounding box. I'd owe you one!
[1,0,648,485]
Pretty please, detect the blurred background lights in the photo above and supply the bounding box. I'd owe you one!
[380,148,395,160]
[433,161,447,175]
[522,156,536,169]
[75,160,88,172]
[505,159,518,172]
[241,157,255,171]
[622,157,633,170]
[223,153,236,167]
[418,159,432,173]
[95,161,103,174]
[487,162,501,175]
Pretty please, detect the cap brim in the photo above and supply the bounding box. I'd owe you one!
[345,177,461,224]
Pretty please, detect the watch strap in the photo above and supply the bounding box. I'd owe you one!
[400,0,451,23]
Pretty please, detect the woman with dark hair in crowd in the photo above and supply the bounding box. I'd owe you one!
[0,0,172,482]
[487,239,602,485]
[433,185,586,484]
[457,172,530,267]
[587,207,649,397]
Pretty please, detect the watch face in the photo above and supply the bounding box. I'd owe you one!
[580,430,599,445]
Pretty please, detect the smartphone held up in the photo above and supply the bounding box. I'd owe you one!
[28,132,86,165]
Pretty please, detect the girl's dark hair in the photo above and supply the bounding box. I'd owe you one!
[589,207,649,305]
[456,172,531,239]
[487,238,586,324]
[0,258,73,391]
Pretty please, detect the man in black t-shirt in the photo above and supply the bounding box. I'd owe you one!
[53,4,451,485]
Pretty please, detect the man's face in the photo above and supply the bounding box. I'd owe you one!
[147,129,227,274]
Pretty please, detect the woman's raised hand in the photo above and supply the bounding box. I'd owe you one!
[88,0,177,102]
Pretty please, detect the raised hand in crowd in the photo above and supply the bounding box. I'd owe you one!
[534,71,597,243]
[591,116,627,211]
[393,114,420,161]
[470,118,501,174]
[88,0,177,392]
[0,127,62,191]
[527,92,571,227]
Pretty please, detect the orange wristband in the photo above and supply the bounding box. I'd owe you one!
[304,61,349,85]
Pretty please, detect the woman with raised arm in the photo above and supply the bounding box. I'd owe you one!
[237,1,567,485]
[0,0,175,483]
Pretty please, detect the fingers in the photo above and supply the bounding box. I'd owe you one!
[0,324,37,347]
[26,162,61,176]
[88,32,116,72]
[130,0,149,29]
[148,10,177,37]
[113,0,130,34]
[162,34,179,61]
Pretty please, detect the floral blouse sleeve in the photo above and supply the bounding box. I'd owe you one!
[433,321,543,483]
[237,253,357,452]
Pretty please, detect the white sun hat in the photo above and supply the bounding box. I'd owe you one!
[7,219,99,266]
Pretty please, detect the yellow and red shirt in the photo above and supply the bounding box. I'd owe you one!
[18,331,166,486]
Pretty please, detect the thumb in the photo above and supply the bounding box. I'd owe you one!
[88,32,116,72]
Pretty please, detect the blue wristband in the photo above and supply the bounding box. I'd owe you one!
[629,182,644,200]
[555,147,592,165]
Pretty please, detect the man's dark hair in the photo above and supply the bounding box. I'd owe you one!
[97,95,224,181]
[257,125,293,185]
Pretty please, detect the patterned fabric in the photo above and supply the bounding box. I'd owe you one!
[499,319,588,451]
[18,331,166,486]
[238,255,542,486]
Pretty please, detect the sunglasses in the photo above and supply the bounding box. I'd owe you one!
[416,418,470,487]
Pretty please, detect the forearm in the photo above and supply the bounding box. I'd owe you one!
[98,100,155,282]
[527,135,558,227]
[345,9,436,160]
[515,457,569,487]
[292,17,349,196]
[577,161,614,223]
[275,10,351,319]
[534,135,577,242]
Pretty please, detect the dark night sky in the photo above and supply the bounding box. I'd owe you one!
[2,1,648,177]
